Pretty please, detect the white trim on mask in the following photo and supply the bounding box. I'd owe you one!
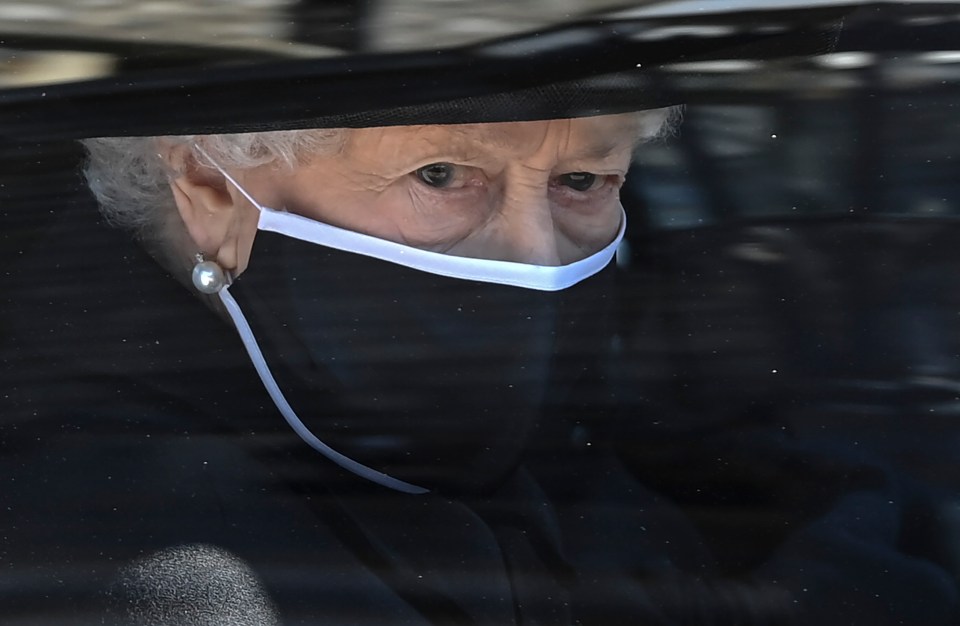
[256,206,626,291]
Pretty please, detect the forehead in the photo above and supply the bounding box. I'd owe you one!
[340,115,641,165]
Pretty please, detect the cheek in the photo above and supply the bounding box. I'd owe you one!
[234,205,262,274]
[272,162,399,231]
[380,180,493,250]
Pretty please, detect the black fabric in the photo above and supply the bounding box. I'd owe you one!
[230,230,569,494]
[0,183,957,625]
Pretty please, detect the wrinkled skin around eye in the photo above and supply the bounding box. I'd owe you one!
[236,115,640,265]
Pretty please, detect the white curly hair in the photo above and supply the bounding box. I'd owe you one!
[82,129,345,235]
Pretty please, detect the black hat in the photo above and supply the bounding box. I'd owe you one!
[0,0,850,141]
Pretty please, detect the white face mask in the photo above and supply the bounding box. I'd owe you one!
[199,148,627,494]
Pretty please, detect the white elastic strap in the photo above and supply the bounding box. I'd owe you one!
[256,206,626,292]
[218,285,430,495]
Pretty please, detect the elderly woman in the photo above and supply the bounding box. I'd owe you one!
[81,112,675,496]
[86,113,673,280]
[1,103,954,624]
[0,110,724,624]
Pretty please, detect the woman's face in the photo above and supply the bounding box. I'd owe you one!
[238,114,639,267]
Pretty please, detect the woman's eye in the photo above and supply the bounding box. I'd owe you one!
[558,172,600,192]
[415,163,457,188]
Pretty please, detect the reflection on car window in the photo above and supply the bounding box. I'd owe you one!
[2,2,960,625]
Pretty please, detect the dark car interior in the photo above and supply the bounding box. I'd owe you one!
[2,2,960,624]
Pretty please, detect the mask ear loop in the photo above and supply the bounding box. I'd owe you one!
[193,144,430,495]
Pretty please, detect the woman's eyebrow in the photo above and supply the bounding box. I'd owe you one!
[579,140,624,159]
[565,136,635,162]
[376,137,492,176]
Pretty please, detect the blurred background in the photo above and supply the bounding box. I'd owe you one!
[0,0,657,88]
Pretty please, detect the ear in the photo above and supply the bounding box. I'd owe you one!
[164,144,259,275]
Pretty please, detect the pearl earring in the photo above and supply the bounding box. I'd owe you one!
[191,253,228,294]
